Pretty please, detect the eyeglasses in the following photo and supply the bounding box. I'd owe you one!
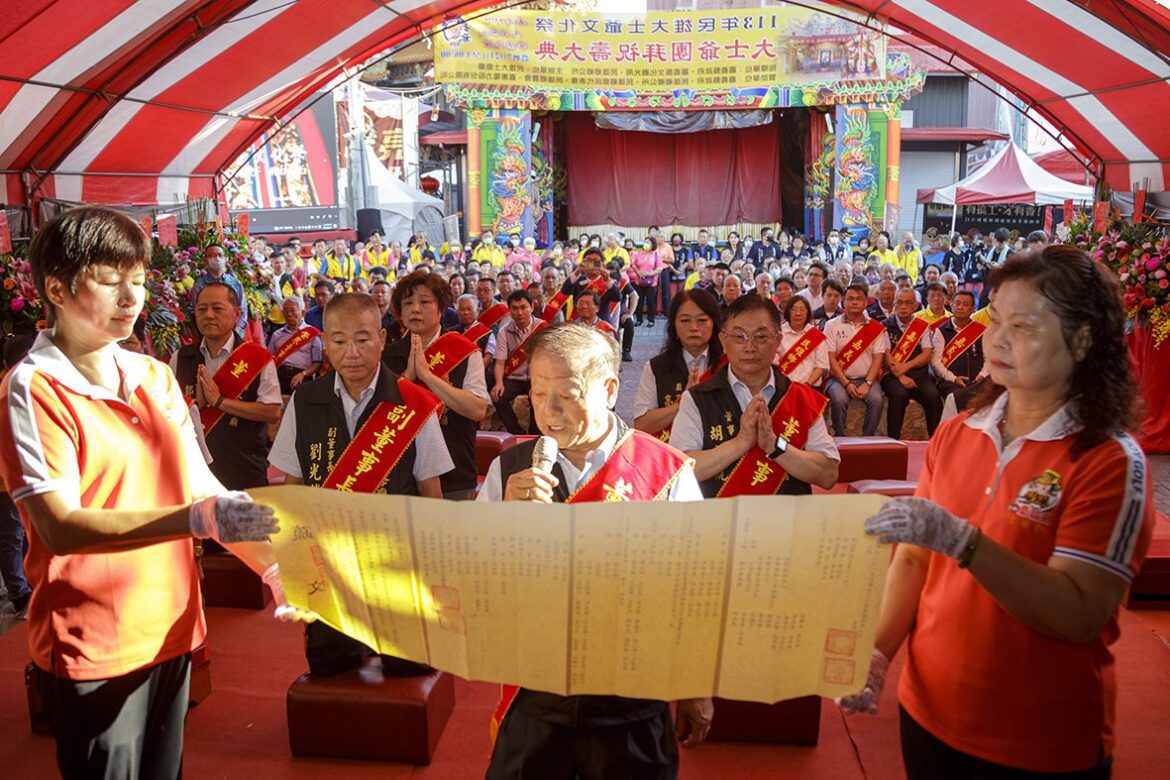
[723,330,778,346]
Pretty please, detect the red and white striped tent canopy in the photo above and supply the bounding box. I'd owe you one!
[916,142,1094,205]
[0,0,1167,209]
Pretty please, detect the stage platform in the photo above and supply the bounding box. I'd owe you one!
[1,605,1167,778]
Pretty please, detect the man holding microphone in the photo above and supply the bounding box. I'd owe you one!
[477,322,713,779]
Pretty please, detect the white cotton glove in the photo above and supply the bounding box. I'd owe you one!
[189,491,279,544]
[261,563,318,623]
[836,648,889,715]
[864,497,976,559]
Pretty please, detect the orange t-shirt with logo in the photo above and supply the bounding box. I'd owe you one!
[0,335,206,681]
[900,394,1154,773]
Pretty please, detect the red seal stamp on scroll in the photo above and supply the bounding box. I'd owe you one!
[822,657,856,686]
[431,585,461,611]
[825,628,858,656]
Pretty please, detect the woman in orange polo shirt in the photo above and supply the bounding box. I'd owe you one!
[841,245,1155,779]
[0,207,281,779]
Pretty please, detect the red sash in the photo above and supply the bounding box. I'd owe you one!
[541,290,570,322]
[716,382,828,497]
[272,326,321,368]
[568,276,610,321]
[777,328,827,377]
[199,341,273,435]
[503,320,550,377]
[464,303,508,348]
[591,319,617,338]
[888,315,931,365]
[940,308,990,368]
[423,331,479,380]
[834,319,886,374]
[490,430,690,742]
[648,356,728,443]
[321,378,442,493]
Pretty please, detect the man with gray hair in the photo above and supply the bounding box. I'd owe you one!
[267,294,323,393]
[478,322,713,778]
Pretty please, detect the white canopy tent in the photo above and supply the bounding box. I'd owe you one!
[917,143,1094,234]
[363,141,445,245]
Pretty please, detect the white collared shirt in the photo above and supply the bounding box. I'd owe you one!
[823,314,890,379]
[476,413,703,502]
[963,391,1082,463]
[268,366,453,485]
[669,366,839,462]
[775,323,829,385]
[633,348,708,419]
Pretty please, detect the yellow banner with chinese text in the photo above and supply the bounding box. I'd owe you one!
[434,8,885,95]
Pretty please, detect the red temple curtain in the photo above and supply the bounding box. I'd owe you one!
[565,113,782,226]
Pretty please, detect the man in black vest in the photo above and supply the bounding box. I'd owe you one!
[383,271,489,501]
[930,289,987,412]
[268,293,453,676]
[477,323,712,779]
[171,282,282,492]
[881,288,944,439]
[669,295,840,497]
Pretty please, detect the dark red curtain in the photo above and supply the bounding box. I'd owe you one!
[566,112,782,226]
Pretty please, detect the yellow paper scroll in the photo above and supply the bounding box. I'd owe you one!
[254,486,888,703]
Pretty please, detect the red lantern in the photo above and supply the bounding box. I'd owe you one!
[420,176,440,194]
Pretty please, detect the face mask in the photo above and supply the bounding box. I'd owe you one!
[553,246,563,256]
[590,240,600,248]
[744,240,754,250]
[511,238,520,246]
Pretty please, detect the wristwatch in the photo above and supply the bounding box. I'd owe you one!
[769,435,789,460]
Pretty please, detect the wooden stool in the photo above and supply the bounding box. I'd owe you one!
[706,696,821,745]
[834,437,908,483]
[286,660,455,764]
[847,479,918,497]
[201,552,272,610]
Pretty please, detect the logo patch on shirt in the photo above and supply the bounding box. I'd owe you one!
[1007,469,1063,525]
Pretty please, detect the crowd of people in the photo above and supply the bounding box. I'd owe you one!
[0,206,1155,780]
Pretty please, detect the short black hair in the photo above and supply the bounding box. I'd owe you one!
[723,290,782,330]
[28,206,150,316]
[506,289,531,306]
[1027,230,1048,243]
[576,290,601,307]
[313,279,334,292]
[196,280,241,308]
[822,278,845,296]
[953,290,976,305]
[924,281,947,296]
[845,282,869,299]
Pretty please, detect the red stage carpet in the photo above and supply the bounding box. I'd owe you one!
[2,603,1168,778]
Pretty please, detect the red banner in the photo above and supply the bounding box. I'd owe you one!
[940,308,991,368]
[322,378,441,493]
[888,315,930,364]
[1134,190,1147,224]
[0,211,10,254]
[273,325,321,368]
[1063,198,1074,226]
[424,331,479,380]
[541,290,570,322]
[138,215,153,239]
[237,212,250,237]
[464,302,509,347]
[834,319,886,374]
[199,341,273,435]
[158,214,178,247]
[777,328,826,377]
[504,320,549,377]
[716,382,827,497]
[1093,200,1109,233]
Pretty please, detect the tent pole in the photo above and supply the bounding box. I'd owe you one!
[949,203,958,237]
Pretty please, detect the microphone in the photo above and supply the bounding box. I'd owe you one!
[532,435,558,473]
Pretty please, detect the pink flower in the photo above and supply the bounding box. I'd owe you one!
[1120,272,1130,281]
[1160,279,1169,289]
[10,297,25,311]
[1157,270,1167,280]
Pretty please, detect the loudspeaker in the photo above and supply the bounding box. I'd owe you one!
[356,209,385,241]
